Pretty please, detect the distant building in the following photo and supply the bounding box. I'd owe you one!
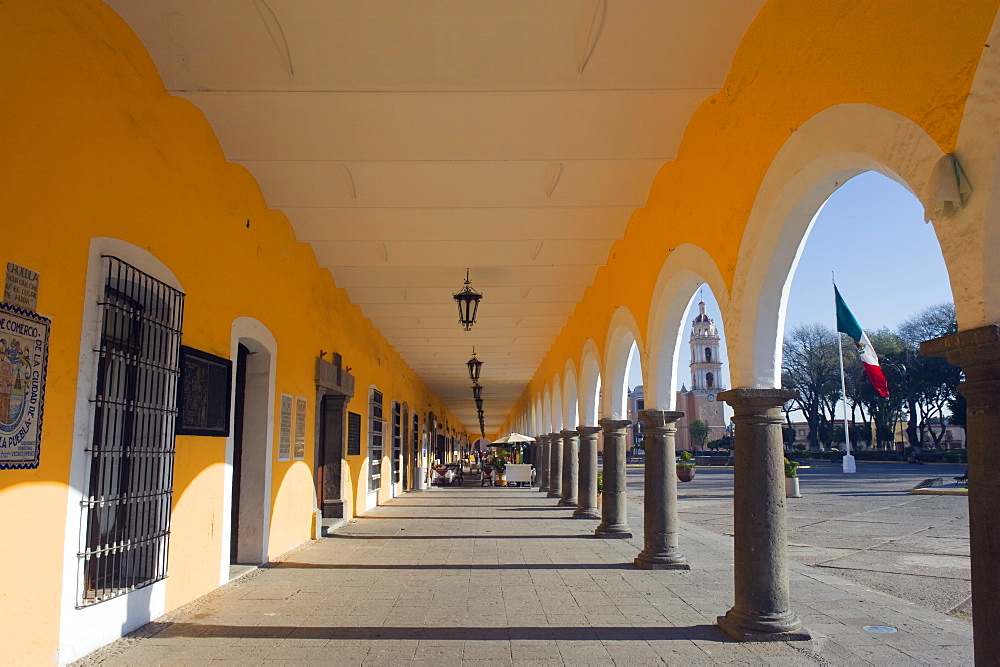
[626,301,729,452]
[675,300,728,450]
[785,420,966,451]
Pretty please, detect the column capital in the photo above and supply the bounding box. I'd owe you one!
[639,409,685,430]
[719,388,797,413]
[560,429,579,438]
[922,324,1000,409]
[599,418,632,435]
[548,432,563,440]
[921,324,1000,368]
[576,425,602,437]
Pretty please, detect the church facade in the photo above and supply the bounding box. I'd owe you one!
[674,300,728,451]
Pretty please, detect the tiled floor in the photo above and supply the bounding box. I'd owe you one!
[77,484,973,665]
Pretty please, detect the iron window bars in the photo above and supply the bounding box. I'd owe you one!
[391,401,402,485]
[368,389,384,491]
[78,256,184,606]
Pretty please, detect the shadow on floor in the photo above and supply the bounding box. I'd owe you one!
[140,622,730,643]
[329,534,588,540]
[274,561,635,570]
[358,516,565,520]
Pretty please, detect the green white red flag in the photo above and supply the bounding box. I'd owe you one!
[835,286,890,397]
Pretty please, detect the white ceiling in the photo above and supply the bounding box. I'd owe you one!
[105,0,765,435]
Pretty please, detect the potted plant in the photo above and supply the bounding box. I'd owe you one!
[784,457,801,498]
[676,450,696,482]
[491,455,508,486]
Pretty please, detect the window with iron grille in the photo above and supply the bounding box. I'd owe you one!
[79,256,184,606]
[391,401,401,484]
[412,413,419,461]
[368,388,384,491]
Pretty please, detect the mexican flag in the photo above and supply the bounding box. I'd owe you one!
[835,286,890,398]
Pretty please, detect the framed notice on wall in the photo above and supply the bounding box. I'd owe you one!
[293,396,307,460]
[347,411,361,456]
[176,346,232,437]
[278,394,292,461]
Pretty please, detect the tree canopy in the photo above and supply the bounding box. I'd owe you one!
[782,303,960,452]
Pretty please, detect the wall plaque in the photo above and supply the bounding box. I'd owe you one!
[294,396,307,460]
[4,263,39,312]
[0,303,49,469]
[347,411,361,456]
[279,394,293,461]
[176,346,232,437]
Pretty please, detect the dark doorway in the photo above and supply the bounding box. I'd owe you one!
[317,394,346,518]
[230,343,249,564]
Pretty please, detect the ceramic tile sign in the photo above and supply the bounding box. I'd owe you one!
[0,303,50,469]
[278,393,293,461]
[5,262,39,311]
[294,396,307,460]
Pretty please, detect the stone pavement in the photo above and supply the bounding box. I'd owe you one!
[664,462,972,618]
[78,483,973,665]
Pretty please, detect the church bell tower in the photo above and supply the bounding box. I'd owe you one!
[689,299,723,396]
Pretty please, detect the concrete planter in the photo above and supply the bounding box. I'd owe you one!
[785,477,801,498]
[676,466,696,483]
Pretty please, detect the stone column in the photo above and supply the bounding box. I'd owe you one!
[573,425,601,519]
[922,325,1000,664]
[537,435,550,492]
[558,429,579,507]
[635,410,689,570]
[547,432,563,498]
[717,388,809,642]
[595,419,633,539]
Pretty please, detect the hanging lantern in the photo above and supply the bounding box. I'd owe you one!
[452,268,483,331]
[472,385,483,401]
[467,348,483,383]
[474,397,484,411]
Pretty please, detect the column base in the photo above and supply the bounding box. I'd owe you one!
[573,507,600,519]
[538,486,549,493]
[716,609,810,642]
[557,497,577,507]
[634,550,690,570]
[594,523,633,539]
[546,490,561,498]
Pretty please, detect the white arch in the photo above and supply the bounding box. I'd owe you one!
[646,244,730,410]
[578,339,602,425]
[562,359,580,429]
[534,394,543,436]
[729,103,946,388]
[603,306,644,419]
[542,386,552,434]
[950,17,1000,329]
[551,374,563,432]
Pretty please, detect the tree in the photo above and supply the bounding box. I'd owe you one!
[688,419,710,450]
[896,303,961,449]
[782,324,840,451]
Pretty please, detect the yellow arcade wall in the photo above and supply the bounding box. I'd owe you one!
[508,0,1000,422]
[0,2,467,663]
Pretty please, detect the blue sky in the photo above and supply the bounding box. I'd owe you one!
[629,171,953,394]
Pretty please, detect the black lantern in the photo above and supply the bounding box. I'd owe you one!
[472,385,483,401]
[467,348,483,383]
[452,268,483,331]
[474,397,484,411]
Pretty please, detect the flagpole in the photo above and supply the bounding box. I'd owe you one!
[834,274,857,474]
